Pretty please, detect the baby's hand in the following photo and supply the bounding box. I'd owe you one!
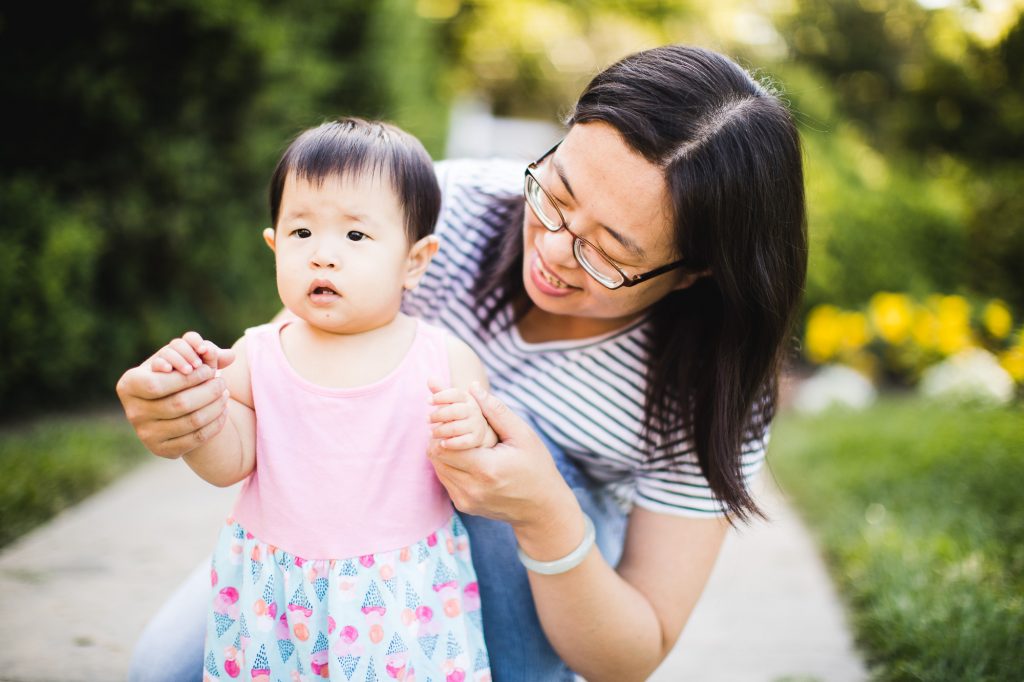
[428,380,499,450]
[150,331,218,375]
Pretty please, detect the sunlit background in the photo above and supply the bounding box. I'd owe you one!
[1,1,1022,679]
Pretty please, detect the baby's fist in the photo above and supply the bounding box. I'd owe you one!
[150,331,216,375]
[428,384,498,450]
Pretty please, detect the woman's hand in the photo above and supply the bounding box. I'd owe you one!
[426,385,583,554]
[115,338,236,459]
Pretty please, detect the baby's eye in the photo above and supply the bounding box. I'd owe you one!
[347,230,367,242]
[291,228,311,238]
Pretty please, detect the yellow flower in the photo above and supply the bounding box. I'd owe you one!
[869,292,913,345]
[912,308,939,350]
[936,295,973,356]
[840,311,872,352]
[999,345,1024,383]
[805,305,843,363]
[982,300,1013,340]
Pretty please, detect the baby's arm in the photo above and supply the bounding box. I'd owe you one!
[428,335,498,450]
[150,332,257,486]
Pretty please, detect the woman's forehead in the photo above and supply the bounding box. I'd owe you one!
[558,123,675,255]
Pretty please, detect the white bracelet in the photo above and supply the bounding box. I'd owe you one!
[516,513,596,575]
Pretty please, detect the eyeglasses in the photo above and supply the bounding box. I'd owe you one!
[524,142,688,290]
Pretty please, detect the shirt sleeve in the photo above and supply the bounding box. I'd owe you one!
[401,158,523,324]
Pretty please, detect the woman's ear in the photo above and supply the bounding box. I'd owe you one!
[262,227,276,253]
[671,267,712,292]
[403,235,440,290]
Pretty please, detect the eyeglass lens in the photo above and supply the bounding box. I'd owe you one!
[525,174,623,286]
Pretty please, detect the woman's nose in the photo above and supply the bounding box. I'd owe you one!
[539,224,579,269]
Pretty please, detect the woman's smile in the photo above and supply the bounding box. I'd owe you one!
[529,252,579,297]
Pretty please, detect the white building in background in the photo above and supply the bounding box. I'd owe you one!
[445,95,562,162]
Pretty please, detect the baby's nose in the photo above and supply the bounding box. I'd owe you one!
[310,248,339,269]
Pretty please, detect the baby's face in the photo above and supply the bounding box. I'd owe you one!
[266,171,413,335]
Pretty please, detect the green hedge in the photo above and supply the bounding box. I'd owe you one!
[0,414,146,549]
[770,398,1024,680]
[0,0,451,413]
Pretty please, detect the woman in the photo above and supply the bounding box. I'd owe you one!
[117,45,806,681]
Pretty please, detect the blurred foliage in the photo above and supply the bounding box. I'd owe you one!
[439,0,1024,315]
[778,0,1024,162]
[3,0,1023,412]
[770,397,1024,680]
[773,0,1024,314]
[0,0,451,414]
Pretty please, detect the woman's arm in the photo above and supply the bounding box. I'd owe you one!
[427,385,729,681]
[523,503,727,681]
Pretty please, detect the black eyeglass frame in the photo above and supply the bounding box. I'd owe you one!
[524,141,688,290]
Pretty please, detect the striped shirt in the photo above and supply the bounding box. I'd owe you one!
[402,159,767,517]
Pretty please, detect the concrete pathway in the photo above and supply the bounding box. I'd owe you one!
[0,457,867,682]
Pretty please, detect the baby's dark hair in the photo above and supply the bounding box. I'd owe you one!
[269,117,441,243]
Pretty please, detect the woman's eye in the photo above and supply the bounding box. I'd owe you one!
[347,230,367,242]
[291,228,311,238]
[551,192,571,209]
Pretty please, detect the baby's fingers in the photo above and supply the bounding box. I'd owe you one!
[429,402,472,424]
[429,387,470,406]
[182,331,209,356]
[437,432,482,450]
[431,418,477,440]
[150,357,175,373]
[168,337,203,372]
[154,344,198,374]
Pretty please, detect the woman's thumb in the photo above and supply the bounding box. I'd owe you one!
[469,382,524,443]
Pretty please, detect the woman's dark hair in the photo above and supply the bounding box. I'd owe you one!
[269,117,441,243]
[478,46,808,522]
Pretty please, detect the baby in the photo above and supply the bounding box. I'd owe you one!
[150,118,493,682]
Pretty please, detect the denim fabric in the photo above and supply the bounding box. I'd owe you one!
[128,422,627,682]
[128,560,207,682]
[459,421,627,682]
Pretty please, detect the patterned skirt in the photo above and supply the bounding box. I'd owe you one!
[203,514,490,682]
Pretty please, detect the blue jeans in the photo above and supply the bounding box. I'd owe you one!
[128,424,627,682]
[461,424,628,681]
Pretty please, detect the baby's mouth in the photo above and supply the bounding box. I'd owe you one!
[308,279,340,299]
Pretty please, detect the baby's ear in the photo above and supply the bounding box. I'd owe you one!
[262,227,276,252]
[403,235,440,290]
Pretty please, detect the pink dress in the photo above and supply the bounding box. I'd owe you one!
[203,319,490,682]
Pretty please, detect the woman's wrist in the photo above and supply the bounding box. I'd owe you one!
[517,512,595,575]
[511,489,589,563]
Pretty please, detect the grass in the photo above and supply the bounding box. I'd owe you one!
[769,396,1024,681]
[0,408,147,549]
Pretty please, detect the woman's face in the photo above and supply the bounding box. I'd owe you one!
[521,122,696,333]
